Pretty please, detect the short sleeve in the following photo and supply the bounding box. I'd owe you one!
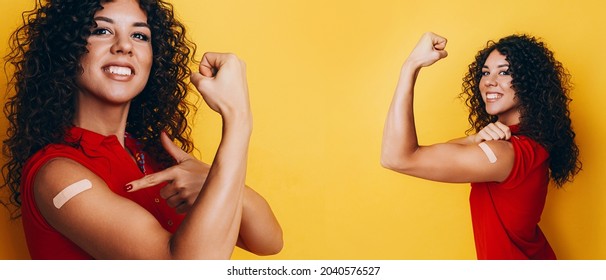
[498,135,549,189]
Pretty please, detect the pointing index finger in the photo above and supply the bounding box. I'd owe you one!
[125,167,176,192]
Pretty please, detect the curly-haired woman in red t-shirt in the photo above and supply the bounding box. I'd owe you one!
[381,32,581,259]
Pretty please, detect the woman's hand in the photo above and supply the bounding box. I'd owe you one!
[190,52,251,125]
[404,32,448,69]
[448,122,512,145]
[126,132,209,214]
[160,162,208,214]
[471,121,512,143]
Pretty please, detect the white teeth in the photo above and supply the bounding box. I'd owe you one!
[486,93,501,100]
[106,66,132,76]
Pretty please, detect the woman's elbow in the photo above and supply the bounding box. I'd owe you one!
[380,156,396,171]
[381,153,400,170]
[241,222,284,256]
[380,154,413,174]
[263,235,284,256]
[253,229,284,256]
[267,226,284,255]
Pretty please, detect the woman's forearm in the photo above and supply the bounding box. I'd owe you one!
[170,117,251,259]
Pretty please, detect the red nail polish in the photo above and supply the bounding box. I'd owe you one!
[125,184,133,191]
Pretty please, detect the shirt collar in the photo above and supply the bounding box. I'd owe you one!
[509,124,520,134]
[66,126,121,147]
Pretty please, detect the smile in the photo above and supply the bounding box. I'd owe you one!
[486,93,502,101]
[103,66,134,76]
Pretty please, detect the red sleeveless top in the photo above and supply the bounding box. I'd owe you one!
[21,127,185,259]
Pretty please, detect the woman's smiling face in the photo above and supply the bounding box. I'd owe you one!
[76,0,152,105]
[479,50,521,125]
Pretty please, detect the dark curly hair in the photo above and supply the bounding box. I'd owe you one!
[2,0,197,217]
[461,34,581,187]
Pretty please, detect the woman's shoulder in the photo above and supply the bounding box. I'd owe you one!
[31,156,96,199]
[21,143,90,194]
[24,143,83,172]
[510,134,548,157]
[507,134,550,173]
[24,126,119,175]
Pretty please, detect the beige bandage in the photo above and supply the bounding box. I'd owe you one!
[52,179,92,209]
[478,142,497,163]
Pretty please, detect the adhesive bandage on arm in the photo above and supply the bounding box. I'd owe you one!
[478,142,497,163]
[52,179,93,209]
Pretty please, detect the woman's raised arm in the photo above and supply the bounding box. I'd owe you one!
[381,33,514,183]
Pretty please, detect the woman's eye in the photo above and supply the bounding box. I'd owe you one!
[91,28,112,35]
[481,71,490,76]
[499,70,511,75]
[132,33,150,41]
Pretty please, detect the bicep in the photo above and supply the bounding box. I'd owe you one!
[236,186,283,255]
[34,158,172,259]
[390,140,514,183]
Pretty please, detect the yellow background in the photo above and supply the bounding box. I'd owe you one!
[1,0,605,259]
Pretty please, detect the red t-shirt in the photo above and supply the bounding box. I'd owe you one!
[20,127,185,259]
[470,126,555,259]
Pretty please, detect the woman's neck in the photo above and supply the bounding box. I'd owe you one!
[497,108,521,126]
[73,101,131,147]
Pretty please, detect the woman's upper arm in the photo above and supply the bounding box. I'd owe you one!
[33,158,172,259]
[387,140,515,183]
[236,186,283,255]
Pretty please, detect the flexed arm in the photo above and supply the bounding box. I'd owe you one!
[153,52,252,258]
[381,32,449,171]
[174,53,251,258]
[128,135,283,256]
[34,52,257,260]
[381,33,515,183]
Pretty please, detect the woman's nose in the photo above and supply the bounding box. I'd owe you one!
[110,34,133,56]
[483,74,497,86]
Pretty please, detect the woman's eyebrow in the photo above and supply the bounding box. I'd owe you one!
[482,64,510,69]
[93,16,150,29]
[94,16,113,23]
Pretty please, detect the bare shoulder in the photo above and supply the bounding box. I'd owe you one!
[466,139,515,182]
[32,156,116,227]
[477,139,515,163]
[33,157,101,199]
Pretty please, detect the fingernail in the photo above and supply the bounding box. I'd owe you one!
[125,184,133,192]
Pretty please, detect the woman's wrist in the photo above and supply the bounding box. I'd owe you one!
[222,112,253,138]
[401,59,422,74]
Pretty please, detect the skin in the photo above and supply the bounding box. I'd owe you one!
[32,0,282,259]
[479,50,520,125]
[74,0,153,140]
[381,32,519,183]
